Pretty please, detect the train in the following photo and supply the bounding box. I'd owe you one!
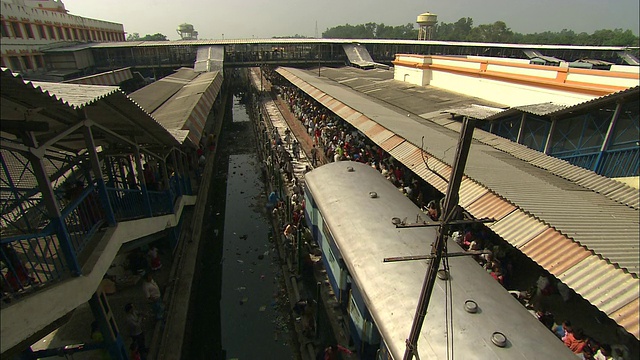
[304,161,574,359]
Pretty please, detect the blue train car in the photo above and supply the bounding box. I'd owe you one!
[304,161,575,359]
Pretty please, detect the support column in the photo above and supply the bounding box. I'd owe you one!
[543,118,557,155]
[104,156,115,188]
[171,150,182,196]
[133,144,153,217]
[160,157,170,191]
[24,132,81,275]
[177,151,188,195]
[117,157,127,189]
[593,102,623,174]
[83,125,116,226]
[516,113,527,144]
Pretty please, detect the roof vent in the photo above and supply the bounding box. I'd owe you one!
[391,217,401,225]
[491,332,507,348]
[464,299,478,313]
[369,191,378,198]
[347,166,354,172]
[437,269,449,280]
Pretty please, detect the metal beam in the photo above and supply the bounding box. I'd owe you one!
[89,121,165,160]
[1,120,49,133]
[0,139,29,153]
[100,100,174,147]
[39,121,84,151]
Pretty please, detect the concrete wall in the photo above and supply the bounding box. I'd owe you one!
[393,54,640,107]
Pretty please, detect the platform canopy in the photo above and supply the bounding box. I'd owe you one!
[129,67,223,147]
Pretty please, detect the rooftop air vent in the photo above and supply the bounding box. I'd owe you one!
[347,166,354,172]
[464,299,478,313]
[437,269,449,280]
[491,332,507,347]
[369,191,378,198]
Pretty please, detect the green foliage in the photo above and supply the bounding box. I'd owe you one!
[126,32,140,41]
[139,33,168,41]
[322,22,417,39]
[322,19,639,46]
[272,34,312,39]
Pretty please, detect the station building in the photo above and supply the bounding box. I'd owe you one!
[0,0,125,75]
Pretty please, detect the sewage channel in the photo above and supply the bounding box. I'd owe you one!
[187,94,296,359]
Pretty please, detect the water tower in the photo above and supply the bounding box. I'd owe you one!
[417,12,437,40]
[177,23,198,40]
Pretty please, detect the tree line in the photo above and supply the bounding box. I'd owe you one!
[126,33,168,41]
[322,18,639,47]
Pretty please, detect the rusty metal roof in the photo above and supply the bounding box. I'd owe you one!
[276,66,640,339]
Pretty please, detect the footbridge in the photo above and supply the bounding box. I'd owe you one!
[39,38,638,80]
[0,64,224,358]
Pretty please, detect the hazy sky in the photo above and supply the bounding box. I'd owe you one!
[62,0,639,40]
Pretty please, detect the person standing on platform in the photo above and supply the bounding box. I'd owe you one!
[292,140,300,160]
[310,145,318,167]
[142,273,164,320]
[125,303,146,359]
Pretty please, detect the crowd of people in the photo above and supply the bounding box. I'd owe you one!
[261,70,633,359]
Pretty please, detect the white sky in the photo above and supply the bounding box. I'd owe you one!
[61,0,639,40]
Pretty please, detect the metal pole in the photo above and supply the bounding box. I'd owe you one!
[402,117,476,360]
[318,44,321,77]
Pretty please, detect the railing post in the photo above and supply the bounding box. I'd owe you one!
[24,132,81,275]
[182,152,192,195]
[133,144,153,217]
[171,150,183,197]
[160,156,170,191]
[83,125,116,226]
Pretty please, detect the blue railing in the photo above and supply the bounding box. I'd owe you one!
[557,151,599,172]
[148,190,173,216]
[1,174,191,301]
[597,148,639,178]
[106,187,146,221]
[1,231,69,298]
[555,148,639,178]
[60,185,106,257]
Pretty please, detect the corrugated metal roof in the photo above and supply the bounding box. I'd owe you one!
[62,67,133,86]
[30,81,119,108]
[130,69,223,147]
[276,66,640,338]
[484,102,568,121]
[1,67,179,151]
[546,86,640,118]
[512,102,568,116]
[441,104,505,120]
[129,68,200,113]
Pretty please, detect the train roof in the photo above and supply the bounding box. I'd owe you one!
[305,161,574,359]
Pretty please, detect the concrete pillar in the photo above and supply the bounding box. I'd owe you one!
[83,125,116,225]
